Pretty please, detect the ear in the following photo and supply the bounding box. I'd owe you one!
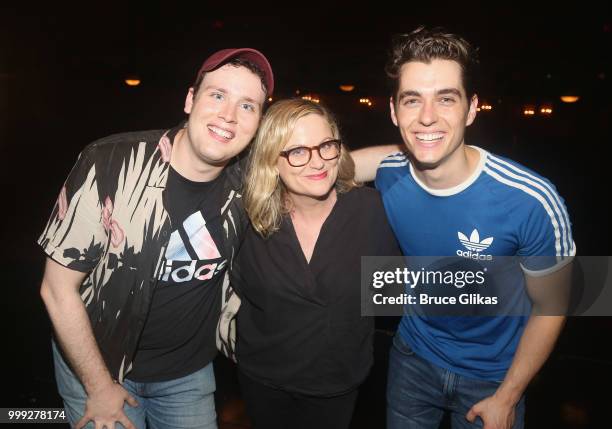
[184,88,195,115]
[390,97,399,127]
[466,94,478,126]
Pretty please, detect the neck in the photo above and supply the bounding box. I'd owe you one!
[413,145,480,190]
[288,189,338,222]
[170,128,225,182]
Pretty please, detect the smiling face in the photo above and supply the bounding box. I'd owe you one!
[390,59,478,173]
[182,64,266,168]
[276,114,339,202]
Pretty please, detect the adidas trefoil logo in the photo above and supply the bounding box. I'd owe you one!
[458,229,494,252]
[457,229,494,261]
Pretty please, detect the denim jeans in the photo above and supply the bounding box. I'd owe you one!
[52,341,217,429]
[386,334,525,429]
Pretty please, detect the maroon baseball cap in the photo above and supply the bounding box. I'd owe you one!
[196,48,274,96]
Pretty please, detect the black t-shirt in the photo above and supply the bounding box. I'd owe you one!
[127,166,227,382]
[233,187,401,396]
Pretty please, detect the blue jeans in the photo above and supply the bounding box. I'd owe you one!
[52,341,217,429]
[386,334,525,429]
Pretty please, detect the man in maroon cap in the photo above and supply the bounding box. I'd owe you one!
[38,48,274,429]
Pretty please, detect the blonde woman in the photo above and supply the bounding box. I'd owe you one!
[232,99,400,429]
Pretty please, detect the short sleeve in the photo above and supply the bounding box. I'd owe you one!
[375,152,408,195]
[519,190,575,277]
[37,145,107,272]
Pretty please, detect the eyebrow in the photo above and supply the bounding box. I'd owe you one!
[202,85,227,94]
[398,88,463,100]
[397,90,421,101]
[201,85,262,106]
[242,96,259,105]
[437,88,462,97]
[284,138,336,150]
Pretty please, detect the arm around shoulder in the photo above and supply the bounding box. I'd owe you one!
[351,144,405,182]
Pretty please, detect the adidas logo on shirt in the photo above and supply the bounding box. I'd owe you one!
[158,211,227,283]
[456,229,494,261]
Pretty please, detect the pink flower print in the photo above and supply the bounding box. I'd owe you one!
[102,196,114,230]
[158,135,172,162]
[108,220,125,248]
[102,196,125,247]
[57,186,68,220]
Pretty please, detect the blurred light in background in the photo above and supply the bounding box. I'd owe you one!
[560,95,580,103]
[302,94,320,103]
[523,106,536,116]
[124,78,141,87]
[540,106,553,115]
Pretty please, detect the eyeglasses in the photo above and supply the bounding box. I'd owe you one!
[279,139,341,167]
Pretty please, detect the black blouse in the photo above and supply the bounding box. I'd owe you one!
[233,186,401,396]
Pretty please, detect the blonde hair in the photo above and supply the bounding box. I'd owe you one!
[244,98,358,237]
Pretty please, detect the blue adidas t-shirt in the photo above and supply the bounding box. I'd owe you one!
[375,146,575,381]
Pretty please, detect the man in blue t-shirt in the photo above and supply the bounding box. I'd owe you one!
[353,27,574,429]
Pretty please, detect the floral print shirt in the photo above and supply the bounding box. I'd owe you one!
[38,125,247,382]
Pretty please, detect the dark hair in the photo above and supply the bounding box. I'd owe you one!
[192,57,268,97]
[386,26,479,102]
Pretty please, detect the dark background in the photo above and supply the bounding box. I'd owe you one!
[1,5,611,428]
